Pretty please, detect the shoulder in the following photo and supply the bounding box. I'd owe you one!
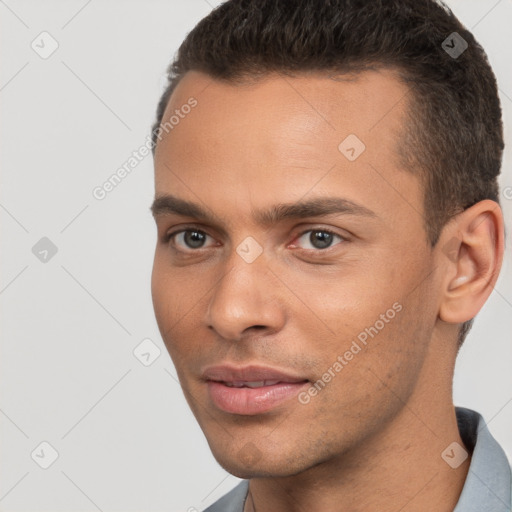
[202,480,249,512]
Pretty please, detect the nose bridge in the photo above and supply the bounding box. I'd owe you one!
[206,242,284,340]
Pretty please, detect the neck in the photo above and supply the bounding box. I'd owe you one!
[245,332,470,512]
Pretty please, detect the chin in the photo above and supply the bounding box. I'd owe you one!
[216,459,299,480]
[209,444,312,480]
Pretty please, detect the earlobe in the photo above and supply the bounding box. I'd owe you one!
[438,200,504,325]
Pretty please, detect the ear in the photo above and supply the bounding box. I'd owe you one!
[438,200,504,325]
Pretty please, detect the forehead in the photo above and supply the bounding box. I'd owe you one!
[153,68,423,233]
[157,68,408,157]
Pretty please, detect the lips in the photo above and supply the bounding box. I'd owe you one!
[202,365,309,415]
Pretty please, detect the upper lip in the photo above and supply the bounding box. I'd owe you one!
[202,364,308,384]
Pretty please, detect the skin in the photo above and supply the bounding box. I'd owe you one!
[151,69,504,511]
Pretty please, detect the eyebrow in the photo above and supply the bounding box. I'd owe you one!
[150,194,377,227]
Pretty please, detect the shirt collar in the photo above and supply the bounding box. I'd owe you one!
[453,406,511,511]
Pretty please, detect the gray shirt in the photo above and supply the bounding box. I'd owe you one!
[204,407,511,512]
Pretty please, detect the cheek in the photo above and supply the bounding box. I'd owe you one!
[151,257,217,373]
[291,260,428,406]
[151,258,172,330]
[288,304,426,454]
[318,296,429,419]
[151,258,189,360]
[151,251,199,326]
[284,265,399,353]
[298,245,425,360]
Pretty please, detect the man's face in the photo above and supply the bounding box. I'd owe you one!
[151,69,442,477]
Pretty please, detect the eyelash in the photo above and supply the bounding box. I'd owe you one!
[164,227,346,253]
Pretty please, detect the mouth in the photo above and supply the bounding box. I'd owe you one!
[223,380,284,388]
[202,365,310,415]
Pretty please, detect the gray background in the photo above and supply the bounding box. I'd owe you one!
[1,1,511,511]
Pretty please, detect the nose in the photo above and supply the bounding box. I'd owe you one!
[205,250,286,342]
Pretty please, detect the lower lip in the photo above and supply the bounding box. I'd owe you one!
[207,381,309,415]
